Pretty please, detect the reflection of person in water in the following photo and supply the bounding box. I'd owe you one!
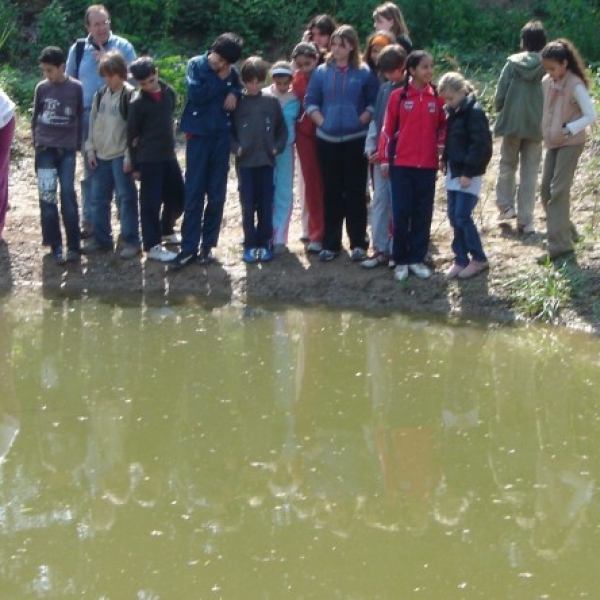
[0,304,19,464]
[295,312,379,537]
[529,350,596,561]
[366,317,441,534]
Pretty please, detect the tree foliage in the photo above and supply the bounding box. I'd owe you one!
[0,0,599,108]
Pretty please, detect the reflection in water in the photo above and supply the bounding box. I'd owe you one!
[1,295,600,597]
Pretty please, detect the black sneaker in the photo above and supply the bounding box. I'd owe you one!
[197,247,214,265]
[52,246,65,264]
[168,251,197,271]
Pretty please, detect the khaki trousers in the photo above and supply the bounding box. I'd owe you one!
[540,144,583,257]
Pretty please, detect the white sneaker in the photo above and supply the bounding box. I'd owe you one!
[394,264,409,281]
[518,223,535,235]
[147,244,177,262]
[497,206,517,221]
[408,263,431,278]
[162,233,181,245]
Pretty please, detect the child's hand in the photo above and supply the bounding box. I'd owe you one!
[367,151,379,165]
[123,159,132,174]
[223,92,237,112]
[439,160,446,174]
[88,153,97,169]
[380,164,390,179]
[132,171,141,181]
[237,148,242,157]
[460,176,471,188]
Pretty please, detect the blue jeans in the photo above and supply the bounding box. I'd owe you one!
[238,165,274,249]
[91,156,140,246]
[35,147,80,251]
[390,166,436,264]
[180,134,230,255]
[447,189,487,266]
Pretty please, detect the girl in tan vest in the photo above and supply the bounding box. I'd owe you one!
[538,39,596,263]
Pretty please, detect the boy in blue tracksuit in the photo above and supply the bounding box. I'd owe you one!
[169,33,244,270]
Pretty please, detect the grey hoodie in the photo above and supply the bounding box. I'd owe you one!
[494,51,545,140]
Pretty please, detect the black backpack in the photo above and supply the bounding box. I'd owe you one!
[94,85,134,120]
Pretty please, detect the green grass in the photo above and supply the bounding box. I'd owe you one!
[504,263,575,323]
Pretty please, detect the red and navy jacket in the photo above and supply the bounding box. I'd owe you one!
[378,81,446,169]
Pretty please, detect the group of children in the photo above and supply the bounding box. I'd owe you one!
[26,6,596,278]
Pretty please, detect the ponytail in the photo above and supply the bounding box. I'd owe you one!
[541,38,589,88]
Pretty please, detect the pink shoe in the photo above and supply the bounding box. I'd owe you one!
[457,260,489,279]
[445,262,465,278]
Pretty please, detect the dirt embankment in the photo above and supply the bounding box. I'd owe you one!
[2,122,599,332]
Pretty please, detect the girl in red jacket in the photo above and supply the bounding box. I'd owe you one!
[379,50,446,281]
[291,42,324,253]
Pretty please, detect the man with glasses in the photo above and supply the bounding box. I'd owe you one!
[66,4,136,239]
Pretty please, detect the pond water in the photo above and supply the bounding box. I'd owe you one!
[1,294,599,598]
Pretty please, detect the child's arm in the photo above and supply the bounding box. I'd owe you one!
[76,83,83,152]
[360,69,379,126]
[85,90,100,168]
[230,108,241,157]
[565,84,597,136]
[186,57,237,108]
[31,86,40,146]
[365,120,378,162]
[305,68,324,127]
[273,101,288,155]
[436,95,447,164]
[494,61,512,112]
[377,89,400,176]
[126,100,142,174]
[463,108,491,178]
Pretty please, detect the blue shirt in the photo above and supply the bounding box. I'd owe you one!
[66,32,136,109]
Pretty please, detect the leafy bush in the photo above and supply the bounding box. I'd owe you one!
[0,65,38,112]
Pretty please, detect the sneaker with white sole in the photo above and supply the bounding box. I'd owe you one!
[408,263,431,278]
[351,247,368,262]
[306,241,323,254]
[318,249,339,262]
[518,223,535,235]
[147,244,177,262]
[497,206,517,221]
[394,264,409,281]
[361,251,389,269]
[168,251,197,270]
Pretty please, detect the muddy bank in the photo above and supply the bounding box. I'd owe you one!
[2,125,599,332]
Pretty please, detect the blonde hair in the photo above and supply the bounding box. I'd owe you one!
[438,71,473,96]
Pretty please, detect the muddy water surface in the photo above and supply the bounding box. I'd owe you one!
[0,295,599,598]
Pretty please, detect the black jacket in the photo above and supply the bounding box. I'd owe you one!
[127,80,178,167]
[443,93,492,178]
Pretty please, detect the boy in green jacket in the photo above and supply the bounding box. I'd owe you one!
[494,20,547,235]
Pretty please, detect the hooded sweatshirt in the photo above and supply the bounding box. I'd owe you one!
[493,51,545,140]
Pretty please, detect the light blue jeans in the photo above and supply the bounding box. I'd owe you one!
[91,156,140,246]
[447,190,486,266]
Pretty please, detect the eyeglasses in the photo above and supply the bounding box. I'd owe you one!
[90,19,111,28]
